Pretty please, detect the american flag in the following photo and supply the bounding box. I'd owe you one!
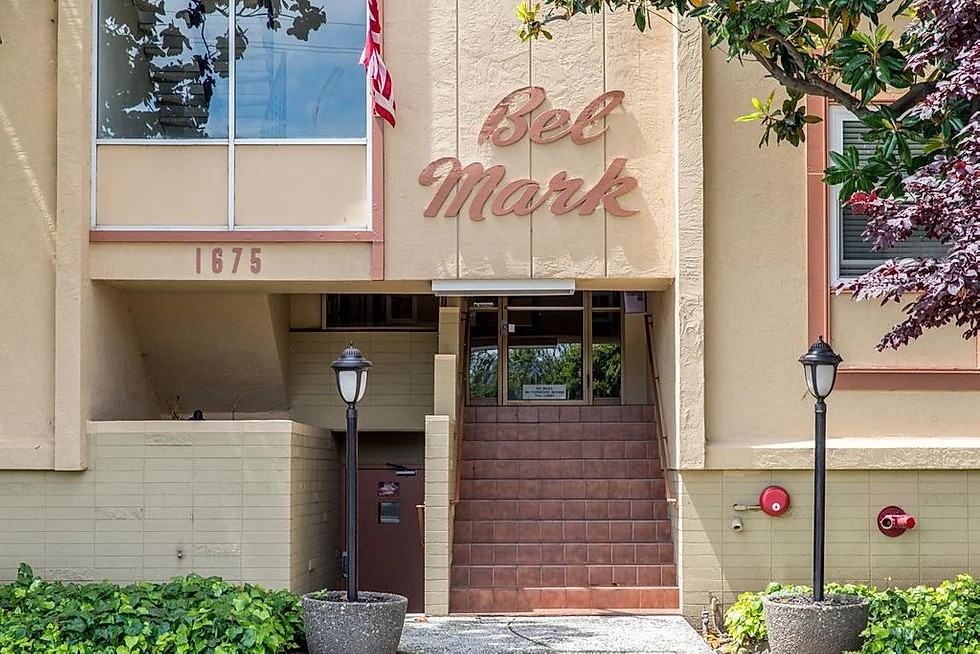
[360,0,396,127]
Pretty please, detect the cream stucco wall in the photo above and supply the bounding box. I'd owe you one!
[86,285,158,422]
[127,292,291,418]
[0,1,58,468]
[0,421,338,591]
[700,48,980,461]
[831,296,979,369]
[380,3,677,283]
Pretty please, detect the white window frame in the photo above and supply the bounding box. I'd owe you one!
[829,105,948,282]
[90,0,372,232]
[827,104,855,284]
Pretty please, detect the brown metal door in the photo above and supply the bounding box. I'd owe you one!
[343,465,425,612]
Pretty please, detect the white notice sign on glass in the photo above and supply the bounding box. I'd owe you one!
[522,385,567,400]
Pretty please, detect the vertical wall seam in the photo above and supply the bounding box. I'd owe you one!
[528,38,534,278]
[602,9,608,278]
[455,0,461,279]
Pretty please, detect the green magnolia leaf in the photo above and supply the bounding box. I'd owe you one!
[736,111,766,123]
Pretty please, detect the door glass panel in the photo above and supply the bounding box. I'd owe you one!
[378,501,400,524]
[468,309,499,401]
[592,310,622,400]
[507,310,583,401]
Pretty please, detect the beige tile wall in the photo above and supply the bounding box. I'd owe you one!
[0,420,338,592]
[288,332,437,433]
[289,425,341,594]
[677,469,980,619]
[423,415,456,616]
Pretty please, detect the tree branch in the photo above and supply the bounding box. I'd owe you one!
[752,28,870,117]
[748,51,864,117]
[887,81,938,116]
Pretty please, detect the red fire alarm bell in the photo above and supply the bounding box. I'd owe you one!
[759,485,790,517]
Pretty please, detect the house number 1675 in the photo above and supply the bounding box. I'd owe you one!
[195,247,262,274]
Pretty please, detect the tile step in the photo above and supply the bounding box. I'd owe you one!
[450,586,680,612]
[453,563,677,587]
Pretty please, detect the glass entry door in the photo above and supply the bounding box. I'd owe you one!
[506,299,584,401]
[466,292,623,405]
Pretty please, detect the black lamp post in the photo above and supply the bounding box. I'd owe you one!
[799,336,842,602]
[331,343,372,602]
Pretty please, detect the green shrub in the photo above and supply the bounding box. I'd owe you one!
[724,576,980,654]
[0,563,304,653]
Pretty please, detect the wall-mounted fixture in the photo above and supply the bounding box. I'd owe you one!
[878,506,917,537]
[732,485,792,517]
[730,515,744,532]
[759,485,791,516]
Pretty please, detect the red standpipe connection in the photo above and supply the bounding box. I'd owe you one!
[878,505,917,537]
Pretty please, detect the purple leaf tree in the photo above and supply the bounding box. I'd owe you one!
[837,0,980,350]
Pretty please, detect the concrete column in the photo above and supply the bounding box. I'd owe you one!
[433,354,458,420]
[54,0,94,470]
[673,16,706,471]
[438,305,462,356]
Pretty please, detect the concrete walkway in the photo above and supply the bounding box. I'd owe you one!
[398,615,713,653]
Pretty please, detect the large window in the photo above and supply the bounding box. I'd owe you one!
[466,293,623,404]
[829,108,946,280]
[97,0,366,140]
[324,295,439,330]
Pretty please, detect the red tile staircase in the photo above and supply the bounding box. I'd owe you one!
[450,405,678,612]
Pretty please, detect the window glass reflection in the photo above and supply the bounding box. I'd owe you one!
[234,0,366,138]
[507,310,584,401]
[468,310,499,401]
[98,0,231,138]
[592,310,622,399]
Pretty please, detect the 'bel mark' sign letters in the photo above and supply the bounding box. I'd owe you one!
[419,86,638,221]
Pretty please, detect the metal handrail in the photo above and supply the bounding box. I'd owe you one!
[644,313,676,505]
[451,303,469,507]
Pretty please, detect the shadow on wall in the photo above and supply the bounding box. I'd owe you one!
[124,292,291,419]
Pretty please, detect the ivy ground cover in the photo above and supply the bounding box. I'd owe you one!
[725,575,980,654]
[0,564,304,653]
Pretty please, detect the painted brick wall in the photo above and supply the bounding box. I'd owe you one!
[679,470,980,620]
[423,415,455,615]
[0,421,337,591]
[289,426,341,593]
[288,332,437,432]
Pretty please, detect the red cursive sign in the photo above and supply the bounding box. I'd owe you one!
[419,86,638,220]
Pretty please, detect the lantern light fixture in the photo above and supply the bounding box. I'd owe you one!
[799,336,843,400]
[331,343,372,405]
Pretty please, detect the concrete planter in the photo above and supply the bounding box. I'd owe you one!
[302,591,408,654]
[763,594,870,654]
